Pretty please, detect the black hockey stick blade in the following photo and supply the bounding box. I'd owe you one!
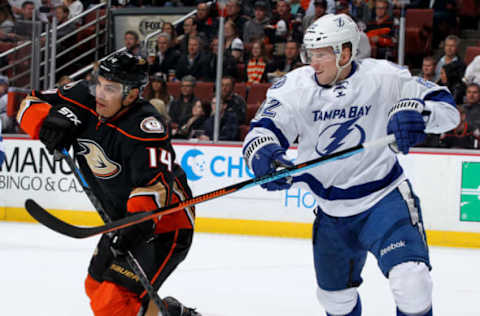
[25,135,396,239]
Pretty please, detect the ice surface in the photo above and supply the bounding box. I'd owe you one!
[0,222,479,315]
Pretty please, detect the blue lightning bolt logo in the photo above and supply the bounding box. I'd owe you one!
[316,117,365,156]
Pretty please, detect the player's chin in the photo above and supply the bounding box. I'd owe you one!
[96,103,108,116]
[316,73,331,85]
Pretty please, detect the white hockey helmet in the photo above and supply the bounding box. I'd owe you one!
[301,14,360,67]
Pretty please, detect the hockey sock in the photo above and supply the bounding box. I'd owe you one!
[397,306,432,316]
[326,295,361,316]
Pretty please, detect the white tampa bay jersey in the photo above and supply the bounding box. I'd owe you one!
[243,58,460,217]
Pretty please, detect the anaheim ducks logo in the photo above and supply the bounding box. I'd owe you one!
[77,139,122,179]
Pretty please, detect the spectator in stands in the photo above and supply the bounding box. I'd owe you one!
[84,70,94,84]
[175,99,208,139]
[124,30,142,56]
[305,0,336,15]
[437,62,466,105]
[0,74,13,133]
[462,83,480,134]
[439,106,476,149]
[225,0,249,40]
[177,17,208,54]
[463,55,480,86]
[14,1,35,40]
[150,98,171,123]
[303,0,327,31]
[224,20,244,63]
[195,1,217,41]
[356,20,372,60]
[55,5,74,34]
[143,72,174,112]
[366,0,396,60]
[351,0,369,25]
[242,1,270,44]
[56,75,72,87]
[241,0,272,18]
[55,5,75,54]
[169,75,200,130]
[267,40,301,82]
[435,35,465,82]
[63,0,83,19]
[246,39,271,85]
[289,6,305,44]
[268,0,292,45]
[198,96,239,141]
[420,56,436,82]
[431,0,457,49]
[147,32,180,76]
[206,36,238,82]
[162,22,178,49]
[0,4,15,40]
[175,36,209,81]
[221,76,246,124]
[335,0,350,14]
[289,0,305,17]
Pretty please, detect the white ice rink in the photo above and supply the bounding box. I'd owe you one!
[1,222,479,316]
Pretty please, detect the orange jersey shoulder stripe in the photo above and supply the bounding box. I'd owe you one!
[58,91,98,117]
[105,122,169,142]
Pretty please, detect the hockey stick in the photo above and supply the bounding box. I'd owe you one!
[25,134,395,240]
[53,149,169,316]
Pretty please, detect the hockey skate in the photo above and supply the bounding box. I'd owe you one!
[163,296,202,316]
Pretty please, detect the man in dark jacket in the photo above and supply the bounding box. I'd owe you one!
[147,32,181,76]
[175,36,209,82]
[199,96,239,141]
[169,75,200,130]
[221,76,247,124]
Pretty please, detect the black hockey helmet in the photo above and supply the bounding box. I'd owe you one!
[98,51,148,96]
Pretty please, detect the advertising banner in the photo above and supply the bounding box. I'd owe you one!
[1,139,480,245]
[460,162,480,222]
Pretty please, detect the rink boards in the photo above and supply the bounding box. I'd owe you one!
[1,138,480,248]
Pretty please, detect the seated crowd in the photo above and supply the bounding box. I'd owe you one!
[1,0,480,148]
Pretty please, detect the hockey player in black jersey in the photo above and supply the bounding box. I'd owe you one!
[17,51,200,316]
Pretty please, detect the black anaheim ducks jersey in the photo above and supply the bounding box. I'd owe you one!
[30,80,195,232]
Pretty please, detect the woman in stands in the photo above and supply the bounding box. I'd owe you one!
[245,39,272,85]
[162,22,179,50]
[143,72,174,112]
[175,99,209,139]
[224,20,244,63]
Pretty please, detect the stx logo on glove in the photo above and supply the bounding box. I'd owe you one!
[58,107,82,126]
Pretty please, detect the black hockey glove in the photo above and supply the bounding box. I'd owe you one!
[110,217,155,257]
[39,105,83,155]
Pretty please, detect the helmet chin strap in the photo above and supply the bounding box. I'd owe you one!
[328,49,352,86]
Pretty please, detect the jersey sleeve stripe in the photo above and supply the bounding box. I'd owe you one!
[424,89,456,107]
[294,161,403,200]
[105,122,169,142]
[128,185,167,211]
[250,117,290,149]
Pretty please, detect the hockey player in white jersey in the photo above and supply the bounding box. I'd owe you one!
[242,14,459,316]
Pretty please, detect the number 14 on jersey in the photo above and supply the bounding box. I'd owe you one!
[146,147,172,172]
